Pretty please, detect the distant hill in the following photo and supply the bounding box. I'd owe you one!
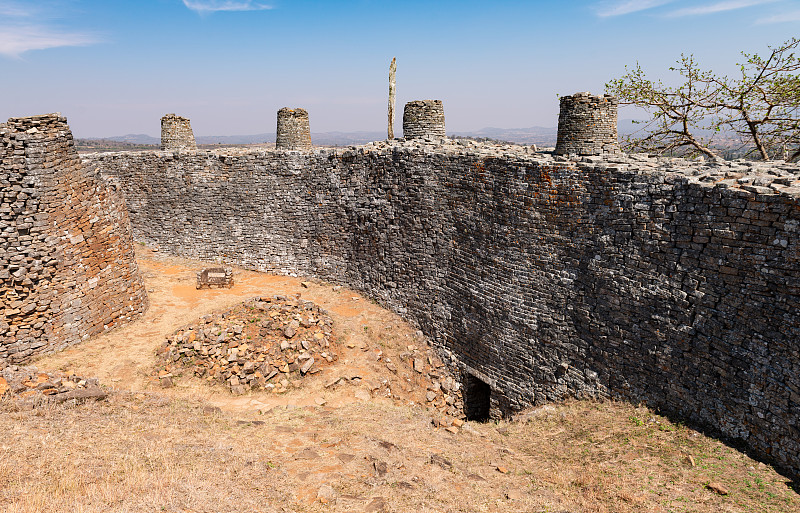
[81,120,652,151]
[74,139,158,152]
[103,134,161,145]
[451,126,557,145]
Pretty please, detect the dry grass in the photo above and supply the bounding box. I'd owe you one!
[3,248,797,512]
[1,394,797,512]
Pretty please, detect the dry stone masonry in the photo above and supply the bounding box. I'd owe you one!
[86,138,800,479]
[0,114,148,368]
[156,296,336,394]
[555,92,620,156]
[160,113,197,151]
[402,100,446,140]
[275,108,312,150]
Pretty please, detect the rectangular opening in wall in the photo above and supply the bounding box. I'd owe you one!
[463,373,491,422]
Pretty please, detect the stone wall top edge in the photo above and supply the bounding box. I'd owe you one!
[80,142,800,201]
[6,113,65,124]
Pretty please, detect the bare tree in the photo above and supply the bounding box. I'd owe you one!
[607,38,800,161]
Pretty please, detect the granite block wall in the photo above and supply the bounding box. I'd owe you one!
[85,142,800,478]
[403,100,446,140]
[276,108,312,150]
[555,92,620,156]
[0,114,148,367]
[161,114,197,151]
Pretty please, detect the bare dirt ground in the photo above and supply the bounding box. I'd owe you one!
[1,247,798,513]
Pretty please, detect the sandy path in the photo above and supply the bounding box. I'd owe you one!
[35,247,429,413]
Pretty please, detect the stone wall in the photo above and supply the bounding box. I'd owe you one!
[555,92,619,156]
[85,141,800,478]
[276,108,312,150]
[402,100,446,139]
[161,114,197,151]
[0,114,148,367]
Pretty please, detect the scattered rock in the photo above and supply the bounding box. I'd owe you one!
[52,386,108,403]
[430,453,452,469]
[155,296,336,394]
[706,482,729,495]
[0,366,108,406]
[317,484,336,504]
[373,460,388,477]
[364,497,387,512]
[337,453,355,463]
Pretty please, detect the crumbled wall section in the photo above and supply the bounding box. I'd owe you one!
[276,108,312,150]
[161,113,197,151]
[555,92,619,155]
[0,114,148,367]
[402,100,446,139]
[86,143,800,479]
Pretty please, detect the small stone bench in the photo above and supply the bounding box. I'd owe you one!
[196,267,234,289]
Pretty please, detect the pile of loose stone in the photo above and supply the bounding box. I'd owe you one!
[578,153,800,196]
[0,365,107,406]
[156,295,336,394]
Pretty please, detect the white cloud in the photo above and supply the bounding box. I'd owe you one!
[0,24,98,58]
[666,0,777,17]
[0,1,99,58]
[182,0,273,13]
[596,0,675,17]
[0,0,38,17]
[756,8,800,22]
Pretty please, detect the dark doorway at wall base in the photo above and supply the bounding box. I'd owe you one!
[463,374,491,421]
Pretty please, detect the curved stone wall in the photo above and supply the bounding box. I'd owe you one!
[276,108,312,150]
[555,92,619,156]
[161,113,197,151]
[403,100,446,139]
[85,142,800,479]
[0,114,148,367]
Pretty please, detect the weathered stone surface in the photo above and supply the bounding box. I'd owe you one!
[402,100,445,140]
[276,108,312,150]
[156,296,335,394]
[0,114,148,368]
[1,365,108,405]
[555,92,619,156]
[86,138,800,479]
[160,113,196,151]
[388,57,397,140]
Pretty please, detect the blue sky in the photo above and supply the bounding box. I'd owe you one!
[1,0,798,137]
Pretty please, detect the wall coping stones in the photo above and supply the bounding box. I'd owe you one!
[83,141,800,200]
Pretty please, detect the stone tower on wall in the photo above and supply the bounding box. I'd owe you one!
[161,113,197,151]
[276,108,312,150]
[554,92,619,156]
[0,114,148,367]
[403,100,446,139]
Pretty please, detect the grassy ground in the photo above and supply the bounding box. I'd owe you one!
[1,249,797,512]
